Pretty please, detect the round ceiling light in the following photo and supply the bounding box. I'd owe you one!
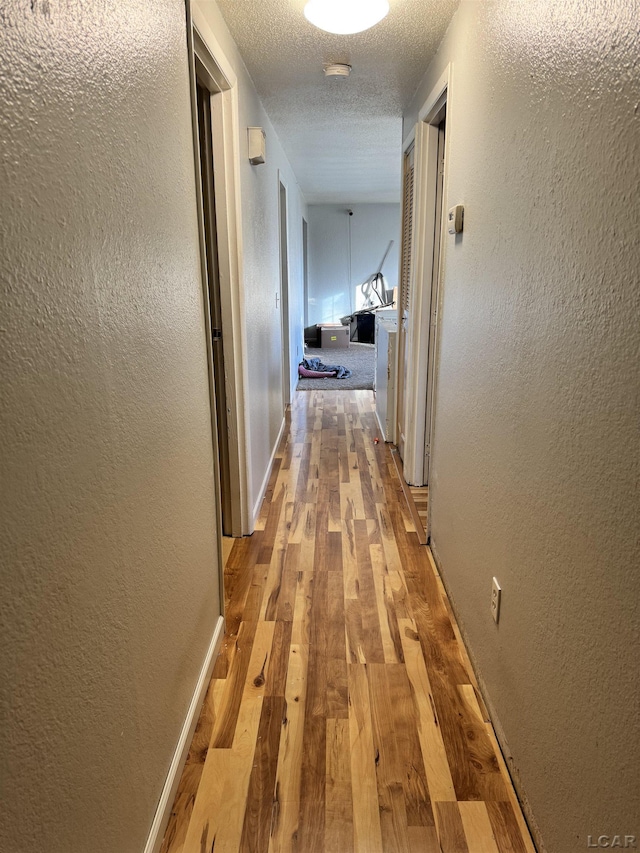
[303,0,390,35]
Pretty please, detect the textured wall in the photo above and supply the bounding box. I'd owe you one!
[194,1,308,513]
[405,2,640,851]
[307,203,400,326]
[0,2,222,851]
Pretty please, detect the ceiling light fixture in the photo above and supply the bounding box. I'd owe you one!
[304,0,390,35]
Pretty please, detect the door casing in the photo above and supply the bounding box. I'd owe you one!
[195,78,233,535]
[395,142,415,459]
[187,8,253,537]
[400,65,452,524]
[278,176,291,409]
[422,119,446,488]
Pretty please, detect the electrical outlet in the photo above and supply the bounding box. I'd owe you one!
[491,577,501,624]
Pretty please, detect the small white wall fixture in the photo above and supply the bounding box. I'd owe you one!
[248,126,266,165]
[402,65,452,497]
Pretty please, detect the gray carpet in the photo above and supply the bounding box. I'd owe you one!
[297,343,375,391]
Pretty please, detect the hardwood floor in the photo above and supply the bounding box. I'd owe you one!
[160,390,535,853]
[390,449,429,544]
[408,486,428,539]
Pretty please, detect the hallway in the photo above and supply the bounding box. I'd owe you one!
[161,390,535,853]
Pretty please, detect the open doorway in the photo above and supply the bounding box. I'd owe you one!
[396,67,451,541]
[396,142,415,461]
[302,216,309,329]
[186,16,251,540]
[195,78,233,536]
[423,114,446,487]
[278,178,291,410]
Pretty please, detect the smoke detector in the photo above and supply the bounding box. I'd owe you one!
[323,63,352,79]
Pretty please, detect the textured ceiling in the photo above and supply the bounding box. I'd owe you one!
[213,0,459,202]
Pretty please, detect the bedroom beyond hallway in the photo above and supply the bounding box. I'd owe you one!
[160,390,535,853]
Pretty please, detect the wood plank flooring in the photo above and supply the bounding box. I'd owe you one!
[390,449,429,544]
[160,390,535,853]
[408,486,428,539]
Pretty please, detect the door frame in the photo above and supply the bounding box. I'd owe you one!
[395,139,416,456]
[422,119,446,489]
[278,172,292,409]
[302,216,309,330]
[195,76,233,535]
[401,65,452,491]
[187,4,253,536]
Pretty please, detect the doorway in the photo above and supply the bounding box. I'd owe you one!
[423,115,446,485]
[396,141,415,460]
[278,179,291,410]
[186,17,252,539]
[398,67,450,508]
[302,217,309,329]
[195,78,233,536]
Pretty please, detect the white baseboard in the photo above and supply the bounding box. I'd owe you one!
[144,614,225,853]
[252,415,286,525]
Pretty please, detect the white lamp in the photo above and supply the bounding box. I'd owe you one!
[304,0,390,35]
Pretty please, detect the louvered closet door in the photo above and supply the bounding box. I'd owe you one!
[396,142,415,459]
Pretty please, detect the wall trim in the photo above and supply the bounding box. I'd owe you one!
[418,65,451,124]
[402,63,452,489]
[277,171,293,408]
[190,1,253,536]
[252,415,287,525]
[144,614,225,853]
[428,542,545,853]
[402,124,416,151]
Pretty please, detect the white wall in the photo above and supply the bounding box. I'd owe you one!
[405,2,640,851]
[0,2,221,851]
[195,1,307,517]
[307,204,400,326]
